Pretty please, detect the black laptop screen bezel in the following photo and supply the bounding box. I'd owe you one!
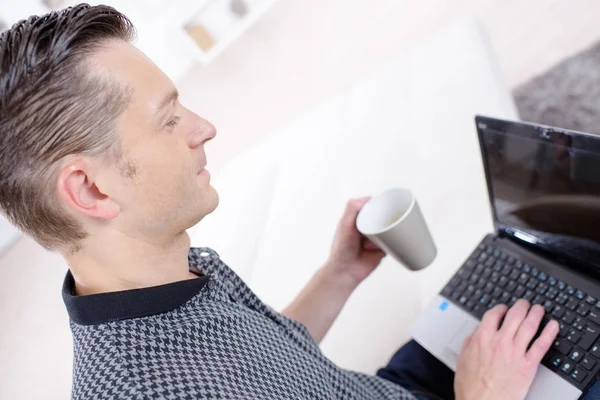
[475,115,600,274]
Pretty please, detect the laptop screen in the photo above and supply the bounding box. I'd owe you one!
[477,116,600,272]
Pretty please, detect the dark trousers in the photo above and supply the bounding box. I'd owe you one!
[377,340,600,400]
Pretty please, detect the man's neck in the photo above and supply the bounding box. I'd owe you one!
[65,230,195,296]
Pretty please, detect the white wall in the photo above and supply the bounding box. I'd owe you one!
[0,217,19,254]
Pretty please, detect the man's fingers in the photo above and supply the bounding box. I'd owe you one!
[363,239,381,251]
[514,304,545,352]
[478,304,508,338]
[460,333,474,353]
[526,320,560,364]
[498,299,530,338]
[342,197,371,226]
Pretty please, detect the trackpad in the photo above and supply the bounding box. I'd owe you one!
[448,319,479,355]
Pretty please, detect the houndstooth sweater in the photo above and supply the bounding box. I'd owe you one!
[62,247,416,400]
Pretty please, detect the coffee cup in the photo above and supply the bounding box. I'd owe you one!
[356,188,436,270]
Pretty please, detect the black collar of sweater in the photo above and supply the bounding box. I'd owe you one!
[62,269,209,326]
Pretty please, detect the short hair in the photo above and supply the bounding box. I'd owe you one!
[0,4,135,251]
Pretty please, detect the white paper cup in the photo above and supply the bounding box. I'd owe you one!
[356,188,436,271]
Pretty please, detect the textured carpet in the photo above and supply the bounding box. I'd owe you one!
[514,41,600,134]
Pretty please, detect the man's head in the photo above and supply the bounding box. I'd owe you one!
[0,4,218,254]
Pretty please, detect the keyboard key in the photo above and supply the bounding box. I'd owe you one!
[524,290,535,301]
[548,277,557,286]
[515,261,523,269]
[514,285,526,298]
[566,298,580,311]
[581,356,597,371]
[526,280,538,290]
[574,317,586,331]
[576,291,586,301]
[507,256,515,265]
[550,354,564,369]
[532,295,544,305]
[558,281,566,290]
[500,291,511,304]
[566,286,576,296]
[559,322,569,337]
[543,300,553,313]
[571,368,587,383]
[538,272,548,282]
[579,323,600,351]
[563,311,576,324]
[566,330,581,344]
[518,273,529,285]
[552,306,565,319]
[442,286,453,297]
[577,304,591,317]
[500,252,507,261]
[498,276,509,288]
[536,283,548,295]
[523,264,531,273]
[569,349,584,362]
[484,283,494,294]
[556,293,569,305]
[591,344,600,358]
[587,296,597,306]
[493,261,503,271]
[466,300,475,309]
[530,268,539,278]
[506,280,518,292]
[553,338,572,355]
[589,310,600,326]
[561,361,574,375]
[473,304,486,319]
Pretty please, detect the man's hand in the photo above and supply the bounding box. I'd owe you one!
[325,197,386,286]
[455,300,560,400]
[282,197,385,342]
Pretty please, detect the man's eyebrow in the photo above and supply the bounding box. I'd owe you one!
[155,89,179,113]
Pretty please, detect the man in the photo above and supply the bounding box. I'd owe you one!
[0,4,576,400]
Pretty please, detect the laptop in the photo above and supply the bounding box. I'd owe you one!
[412,116,600,400]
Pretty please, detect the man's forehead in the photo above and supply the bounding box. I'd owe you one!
[91,40,173,109]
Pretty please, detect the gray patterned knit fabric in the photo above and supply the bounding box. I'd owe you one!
[68,248,416,400]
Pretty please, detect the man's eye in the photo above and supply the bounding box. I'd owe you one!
[166,116,181,128]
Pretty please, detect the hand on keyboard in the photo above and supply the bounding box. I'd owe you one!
[454,300,559,400]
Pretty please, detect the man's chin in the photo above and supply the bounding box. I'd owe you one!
[187,187,219,228]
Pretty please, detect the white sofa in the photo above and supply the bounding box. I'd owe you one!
[189,18,519,375]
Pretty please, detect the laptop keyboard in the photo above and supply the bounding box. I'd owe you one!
[442,241,600,390]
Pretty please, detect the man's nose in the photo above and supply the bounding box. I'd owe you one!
[188,119,217,149]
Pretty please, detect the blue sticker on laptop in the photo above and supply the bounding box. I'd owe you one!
[439,300,449,312]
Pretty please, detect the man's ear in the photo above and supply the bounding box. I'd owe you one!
[56,158,121,220]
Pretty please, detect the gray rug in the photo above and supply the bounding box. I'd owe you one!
[514,41,600,134]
